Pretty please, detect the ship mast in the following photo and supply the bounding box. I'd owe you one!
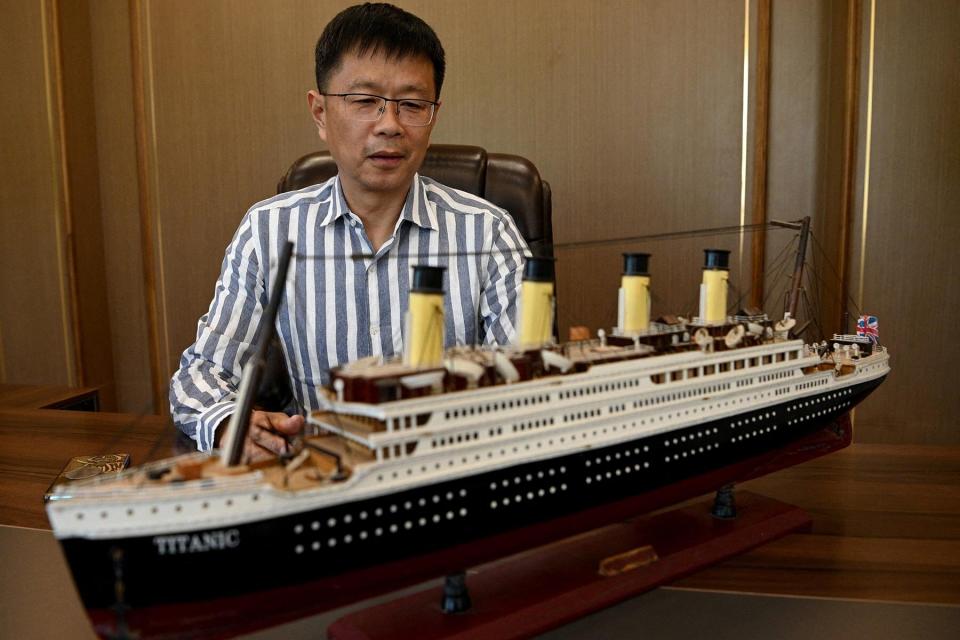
[770,216,811,329]
[220,241,295,467]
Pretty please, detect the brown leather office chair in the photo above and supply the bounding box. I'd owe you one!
[257,144,554,410]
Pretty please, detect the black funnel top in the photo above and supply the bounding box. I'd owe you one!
[623,253,651,276]
[523,256,555,283]
[703,249,731,270]
[411,265,445,293]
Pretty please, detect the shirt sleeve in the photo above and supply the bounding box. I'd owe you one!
[169,212,267,451]
[478,212,530,346]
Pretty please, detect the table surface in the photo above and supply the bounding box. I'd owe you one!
[1,407,958,607]
[0,383,100,409]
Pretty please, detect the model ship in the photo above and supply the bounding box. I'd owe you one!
[45,238,889,639]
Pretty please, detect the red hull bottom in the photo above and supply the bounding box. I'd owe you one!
[87,418,850,639]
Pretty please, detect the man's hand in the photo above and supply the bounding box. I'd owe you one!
[218,411,305,464]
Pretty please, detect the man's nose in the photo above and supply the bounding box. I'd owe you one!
[373,101,403,134]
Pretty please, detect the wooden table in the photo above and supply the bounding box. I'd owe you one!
[0,384,101,411]
[676,441,960,604]
[1,407,957,608]
[0,408,182,529]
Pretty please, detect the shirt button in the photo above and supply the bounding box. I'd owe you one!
[371,326,380,336]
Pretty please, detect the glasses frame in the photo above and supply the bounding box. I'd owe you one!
[322,92,439,127]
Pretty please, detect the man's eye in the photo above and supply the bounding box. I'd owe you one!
[399,101,428,112]
[351,97,379,106]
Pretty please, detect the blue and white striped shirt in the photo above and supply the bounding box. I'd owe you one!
[170,174,529,450]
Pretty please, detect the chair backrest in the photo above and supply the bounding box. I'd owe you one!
[277,144,553,256]
[256,145,553,411]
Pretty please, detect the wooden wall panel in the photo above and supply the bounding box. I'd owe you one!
[0,0,74,385]
[144,0,327,378]
[847,0,960,443]
[89,0,153,414]
[425,0,749,333]
[141,0,749,382]
[765,0,832,323]
[40,0,953,444]
[57,0,116,408]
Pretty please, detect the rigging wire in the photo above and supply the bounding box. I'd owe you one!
[801,287,827,340]
[727,230,796,314]
[805,238,825,331]
[287,221,788,262]
[131,219,864,456]
[758,234,798,310]
[805,232,863,318]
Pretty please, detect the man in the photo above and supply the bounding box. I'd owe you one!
[171,3,528,461]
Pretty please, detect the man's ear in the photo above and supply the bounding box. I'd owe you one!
[307,90,327,142]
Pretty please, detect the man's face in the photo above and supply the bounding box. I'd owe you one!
[308,50,439,209]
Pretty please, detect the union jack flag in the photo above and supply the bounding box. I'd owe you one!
[857,315,879,343]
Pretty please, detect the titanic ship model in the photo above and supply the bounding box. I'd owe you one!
[45,231,889,639]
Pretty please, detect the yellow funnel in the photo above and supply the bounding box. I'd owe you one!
[699,249,730,325]
[620,253,651,333]
[405,266,445,368]
[519,257,555,348]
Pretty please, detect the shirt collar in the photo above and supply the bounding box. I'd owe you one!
[320,174,439,232]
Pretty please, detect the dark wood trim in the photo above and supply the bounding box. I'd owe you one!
[837,0,862,332]
[45,0,83,386]
[749,0,772,309]
[54,0,118,409]
[129,0,166,415]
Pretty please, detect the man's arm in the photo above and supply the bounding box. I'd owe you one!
[478,213,530,346]
[169,212,268,451]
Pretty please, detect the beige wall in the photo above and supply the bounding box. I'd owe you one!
[140,0,749,376]
[2,0,957,443]
[89,0,153,414]
[846,0,960,443]
[0,0,75,386]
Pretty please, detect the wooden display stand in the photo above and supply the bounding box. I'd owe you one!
[328,491,811,640]
[328,420,851,639]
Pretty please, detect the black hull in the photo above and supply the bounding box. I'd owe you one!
[60,376,884,637]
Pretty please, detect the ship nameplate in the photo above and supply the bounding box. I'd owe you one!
[153,528,240,555]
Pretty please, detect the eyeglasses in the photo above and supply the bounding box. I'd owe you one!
[323,93,438,126]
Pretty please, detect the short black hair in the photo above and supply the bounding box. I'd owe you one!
[315,3,446,100]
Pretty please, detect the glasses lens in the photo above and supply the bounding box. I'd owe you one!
[343,95,385,121]
[396,100,434,126]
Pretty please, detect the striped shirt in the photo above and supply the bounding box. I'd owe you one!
[170,174,529,450]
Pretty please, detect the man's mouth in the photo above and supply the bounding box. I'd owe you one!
[369,151,405,166]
